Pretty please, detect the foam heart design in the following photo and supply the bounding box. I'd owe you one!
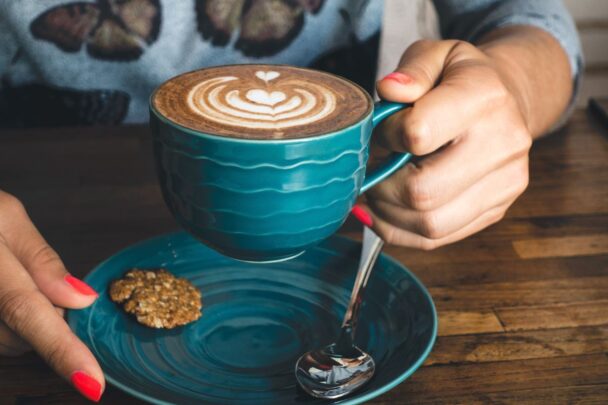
[255,71,280,82]
[246,89,286,106]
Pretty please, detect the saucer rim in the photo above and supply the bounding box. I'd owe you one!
[67,232,438,405]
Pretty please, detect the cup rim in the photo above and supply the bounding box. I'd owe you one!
[149,64,374,144]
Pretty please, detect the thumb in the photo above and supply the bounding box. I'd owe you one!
[0,243,104,402]
[1,192,98,309]
[376,39,458,103]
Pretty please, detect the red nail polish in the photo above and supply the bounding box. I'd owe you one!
[351,205,373,227]
[382,72,413,85]
[71,371,102,402]
[64,275,98,296]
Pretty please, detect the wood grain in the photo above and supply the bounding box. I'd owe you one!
[437,310,504,336]
[376,353,608,404]
[429,276,608,310]
[0,110,606,403]
[388,385,608,405]
[512,234,608,259]
[409,256,608,287]
[428,325,608,365]
[496,300,608,331]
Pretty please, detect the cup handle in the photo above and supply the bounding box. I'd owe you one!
[360,101,413,194]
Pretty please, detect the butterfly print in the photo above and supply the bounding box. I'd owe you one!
[30,0,161,61]
[196,0,324,57]
[0,83,130,128]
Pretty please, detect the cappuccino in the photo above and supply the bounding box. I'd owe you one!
[152,65,371,139]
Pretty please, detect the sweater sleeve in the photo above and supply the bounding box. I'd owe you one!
[431,0,583,115]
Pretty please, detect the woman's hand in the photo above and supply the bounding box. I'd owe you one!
[362,35,555,249]
[0,190,104,402]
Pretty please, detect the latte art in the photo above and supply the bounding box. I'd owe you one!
[187,71,337,130]
[152,65,371,139]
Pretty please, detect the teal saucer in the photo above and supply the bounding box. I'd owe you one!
[67,232,437,404]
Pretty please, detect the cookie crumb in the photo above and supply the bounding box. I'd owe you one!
[109,268,202,329]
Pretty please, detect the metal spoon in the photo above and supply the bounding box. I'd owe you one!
[295,226,384,399]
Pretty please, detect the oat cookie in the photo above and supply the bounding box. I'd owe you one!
[109,268,202,329]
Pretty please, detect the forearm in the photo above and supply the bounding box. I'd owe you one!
[477,26,573,138]
[477,25,572,138]
[432,0,581,137]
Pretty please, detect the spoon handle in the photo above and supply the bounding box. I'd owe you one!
[340,226,384,343]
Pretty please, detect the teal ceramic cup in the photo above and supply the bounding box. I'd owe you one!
[150,72,412,263]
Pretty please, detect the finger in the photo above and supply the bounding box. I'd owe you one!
[0,306,64,357]
[0,243,104,401]
[0,196,98,309]
[368,123,532,211]
[351,205,373,227]
[377,39,458,103]
[369,203,509,250]
[375,40,457,154]
[376,41,510,156]
[0,321,31,356]
[369,157,528,240]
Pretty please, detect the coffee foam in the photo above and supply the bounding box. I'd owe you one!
[187,71,336,129]
[152,65,371,139]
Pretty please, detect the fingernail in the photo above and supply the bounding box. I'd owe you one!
[64,275,98,296]
[71,371,102,402]
[381,72,413,85]
[351,205,373,227]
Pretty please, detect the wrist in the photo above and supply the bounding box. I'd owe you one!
[481,46,534,133]
[476,25,573,137]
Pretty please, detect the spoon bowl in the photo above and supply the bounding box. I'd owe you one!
[295,343,375,399]
[295,226,384,399]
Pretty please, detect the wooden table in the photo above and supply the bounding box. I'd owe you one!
[0,109,607,404]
